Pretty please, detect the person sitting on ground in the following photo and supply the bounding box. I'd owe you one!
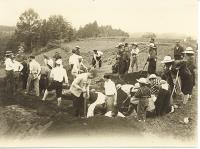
[130,42,139,72]
[92,50,103,69]
[70,68,97,117]
[42,59,69,107]
[134,78,151,122]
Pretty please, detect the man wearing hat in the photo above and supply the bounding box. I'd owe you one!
[75,46,81,55]
[20,56,29,90]
[92,50,103,69]
[26,55,41,96]
[134,78,151,122]
[70,68,97,117]
[174,41,184,60]
[130,42,140,72]
[182,47,196,87]
[147,43,157,75]
[12,54,23,94]
[4,51,14,96]
[42,59,69,106]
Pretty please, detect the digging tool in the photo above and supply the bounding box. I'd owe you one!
[139,61,148,76]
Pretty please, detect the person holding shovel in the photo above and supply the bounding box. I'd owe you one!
[92,50,103,69]
[70,68,97,117]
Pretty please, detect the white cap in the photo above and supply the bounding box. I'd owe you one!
[116,84,122,89]
[161,56,174,64]
[55,59,62,65]
[148,74,157,79]
[182,47,194,54]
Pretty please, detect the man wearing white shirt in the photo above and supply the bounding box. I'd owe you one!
[26,56,41,96]
[4,51,14,95]
[43,54,54,69]
[42,59,69,106]
[69,49,82,70]
[92,50,103,69]
[130,43,139,72]
[103,74,117,116]
[12,55,23,94]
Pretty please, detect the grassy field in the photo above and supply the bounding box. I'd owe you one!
[0,37,197,147]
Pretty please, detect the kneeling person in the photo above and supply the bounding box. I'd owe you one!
[42,59,69,106]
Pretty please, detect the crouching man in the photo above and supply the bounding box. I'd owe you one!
[42,59,69,106]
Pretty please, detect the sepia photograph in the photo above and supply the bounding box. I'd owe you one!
[0,0,198,147]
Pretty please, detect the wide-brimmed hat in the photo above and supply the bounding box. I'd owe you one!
[182,47,194,54]
[75,46,80,49]
[161,56,174,64]
[5,51,13,56]
[149,43,156,48]
[136,78,148,84]
[148,74,157,80]
[55,59,62,65]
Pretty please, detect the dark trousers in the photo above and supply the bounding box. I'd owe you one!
[155,89,171,116]
[92,57,102,68]
[148,58,156,74]
[72,93,85,117]
[5,70,14,96]
[21,74,28,90]
[39,74,48,95]
[137,98,149,121]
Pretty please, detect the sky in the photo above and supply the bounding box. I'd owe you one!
[0,0,197,37]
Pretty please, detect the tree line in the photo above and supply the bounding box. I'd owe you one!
[1,8,129,54]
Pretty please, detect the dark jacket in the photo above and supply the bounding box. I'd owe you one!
[174,46,184,60]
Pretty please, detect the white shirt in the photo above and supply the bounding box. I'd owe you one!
[29,59,41,75]
[50,66,68,83]
[5,58,14,71]
[121,84,135,95]
[93,51,103,60]
[69,54,82,65]
[13,60,23,72]
[104,79,117,96]
[131,48,139,56]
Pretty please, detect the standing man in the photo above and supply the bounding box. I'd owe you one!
[124,43,131,73]
[147,43,157,75]
[92,50,103,69]
[20,56,29,90]
[12,55,23,94]
[174,41,184,60]
[4,51,14,96]
[75,46,81,55]
[69,49,81,71]
[130,42,140,72]
[103,74,117,117]
[42,59,69,106]
[70,69,97,117]
[26,56,41,97]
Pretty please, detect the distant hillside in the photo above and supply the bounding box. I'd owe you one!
[129,32,196,40]
[0,25,15,32]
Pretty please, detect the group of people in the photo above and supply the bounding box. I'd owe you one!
[3,39,196,122]
[112,38,157,75]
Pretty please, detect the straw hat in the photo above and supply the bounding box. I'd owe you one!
[75,46,80,49]
[131,42,138,46]
[148,74,157,80]
[136,78,148,84]
[161,56,174,64]
[182,47,194,54]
